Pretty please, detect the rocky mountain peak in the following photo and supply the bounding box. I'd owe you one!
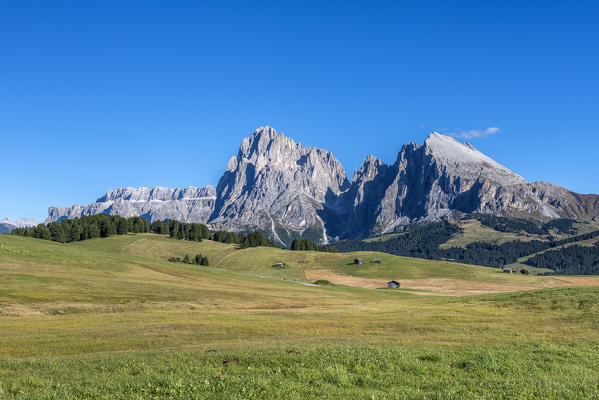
[211,126,348,244]
[239,126,281,157]
[423,132,526,184]
[351,155,386,184]
[46,127,599,244]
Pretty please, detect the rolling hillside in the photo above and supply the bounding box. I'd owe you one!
[115,234,596,295]
[2,233,599,398]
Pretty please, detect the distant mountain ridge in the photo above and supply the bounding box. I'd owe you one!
[46,127,599,245]
[1,217,38,234]
[48,186,216,224]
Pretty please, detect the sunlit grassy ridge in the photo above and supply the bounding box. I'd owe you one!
[1,233,599,399]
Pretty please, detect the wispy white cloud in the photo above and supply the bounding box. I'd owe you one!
[447,126,500,139]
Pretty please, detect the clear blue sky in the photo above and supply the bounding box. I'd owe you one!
[1,1,598,222]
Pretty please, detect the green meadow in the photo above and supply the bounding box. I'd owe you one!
[1,234,599,399]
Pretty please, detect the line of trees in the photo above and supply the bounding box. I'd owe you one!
[150,220,211,241]
[168,253,209,266]
[151,220,277,248]
[238,231,276,248]
[552,229,599,246]
[290,238,339,252]
[10,215,149,243]
[10,214,279,250]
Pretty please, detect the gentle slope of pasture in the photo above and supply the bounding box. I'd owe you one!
[1,234,599,399]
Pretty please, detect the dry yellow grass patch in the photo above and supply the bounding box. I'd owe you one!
[549,276,599,286]
[305,269,388,289]
[305,269,599,296]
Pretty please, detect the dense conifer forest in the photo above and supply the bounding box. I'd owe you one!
[526,244,599,275]
[334,221,551,268]
[472,214,577,235]
[335,220,599,270]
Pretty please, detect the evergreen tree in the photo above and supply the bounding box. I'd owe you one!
[201,224,209,239]
[49,223,66,243]
[161,221,170,236]
[191,224,202,242]
[171,221,179,238]
[116,218,129,235]
[99,220,115,237]
[69,222,82,242]
[35,224,51,240]
[88,223,100,239]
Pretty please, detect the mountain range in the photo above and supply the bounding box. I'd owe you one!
[47,127,599,245]
[0,217,38,234]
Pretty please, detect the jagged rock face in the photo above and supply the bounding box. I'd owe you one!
[326,155,394,239]
[210,127,348,244]
[336,133,599,238]
[46,128,599,244]
[47,186,216,223]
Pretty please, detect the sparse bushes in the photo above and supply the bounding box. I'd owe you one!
[314,280,333,286]
[520,268,530,275]
[168,253,209,266]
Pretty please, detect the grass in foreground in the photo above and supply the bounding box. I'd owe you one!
[1,234,599,399]
[2,344,599,399]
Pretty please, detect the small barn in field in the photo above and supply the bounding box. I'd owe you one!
[354,258,363,265]
[502,267,513,274]
[374,258,382,263]
[387,280,400,289]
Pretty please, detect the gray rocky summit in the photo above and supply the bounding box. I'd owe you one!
[46,127,599,245]
[209,126,348,244]
[330,132,599,239]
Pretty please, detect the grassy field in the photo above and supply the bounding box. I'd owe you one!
[1,234,599,398]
